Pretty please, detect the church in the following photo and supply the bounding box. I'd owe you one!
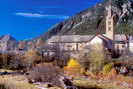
[46,5,129,55]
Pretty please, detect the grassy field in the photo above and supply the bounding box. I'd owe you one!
[72,77,130,89]
[0,69,61,89]
[0,75,36,89]
[0,69,132,89]
[0,75,130,89]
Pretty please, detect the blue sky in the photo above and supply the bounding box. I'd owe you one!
[0,0,102,41]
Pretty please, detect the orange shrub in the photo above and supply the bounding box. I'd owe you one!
[104,68,117,80]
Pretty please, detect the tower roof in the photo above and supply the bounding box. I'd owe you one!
[107,5,113,18]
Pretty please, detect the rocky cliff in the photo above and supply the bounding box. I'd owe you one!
[34,0,133,42]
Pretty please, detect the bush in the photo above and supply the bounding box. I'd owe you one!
[63,58,81,74]
[100,62,114,75]
[23,49,41,70]
[0,53,12,69]
[53,51,70,68]
[77,44,105,73]
[9,54,23,70]
[25,63,63,88]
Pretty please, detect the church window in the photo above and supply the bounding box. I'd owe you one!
[122,45,125,48]
[108,27,111,31]
[117,45,119,49]
[67,45,72,47]
[121,50,124,53]
[108,21,111,25]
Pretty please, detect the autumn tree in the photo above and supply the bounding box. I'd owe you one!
[52,43,70,67]
[78,44,105,73]
[1,53,9,69]
[10,53,23,70]
[23,49,41,70]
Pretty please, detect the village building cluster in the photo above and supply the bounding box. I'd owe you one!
[46,5,133,56]
[0,5,133,57]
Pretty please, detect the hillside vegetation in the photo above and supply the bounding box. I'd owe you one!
[34,0,133,42]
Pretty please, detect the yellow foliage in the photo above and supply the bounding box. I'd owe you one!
[63,58,81,74]
[100,62,114,75]
[67,58,81,69]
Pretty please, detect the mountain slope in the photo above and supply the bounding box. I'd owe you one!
[35,0,133,42]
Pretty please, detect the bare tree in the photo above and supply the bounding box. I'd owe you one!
[1,53,9,69]
[10,53,23,70]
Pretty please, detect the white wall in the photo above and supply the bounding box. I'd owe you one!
[90,36,103,44]
[129,42,133,53]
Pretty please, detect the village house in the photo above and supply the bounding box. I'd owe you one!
[0,35,18,53]
[46,5,130,55]
[46,35,113,51]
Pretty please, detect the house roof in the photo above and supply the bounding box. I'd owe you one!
[47,34,128,43]
[0,36,4,40]
[103,34,128,42]
[47,35,94,43]
[115,34,128,41]
[47,34,128,50]
[47,35,114,50]
[0,35,18,43]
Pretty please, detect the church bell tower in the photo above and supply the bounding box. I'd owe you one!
[106,5,115,40]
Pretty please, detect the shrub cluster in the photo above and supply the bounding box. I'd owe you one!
[25,64,63,88]
[77,44,105,73]
[0,53,22,70]
[0,49,42,71]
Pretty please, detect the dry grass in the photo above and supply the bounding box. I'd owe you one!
[0,69,15,73]
[0,75,36,89]
[0,69,61,89]
[64,67,133,89]
[72,77,130,89]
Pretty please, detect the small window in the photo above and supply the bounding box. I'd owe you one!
[117,45,119,49]
[122,45,125,48]
[108,27,111,31]
[121,50,124,53]
[108,21,111,25]
[67,45,72,47]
